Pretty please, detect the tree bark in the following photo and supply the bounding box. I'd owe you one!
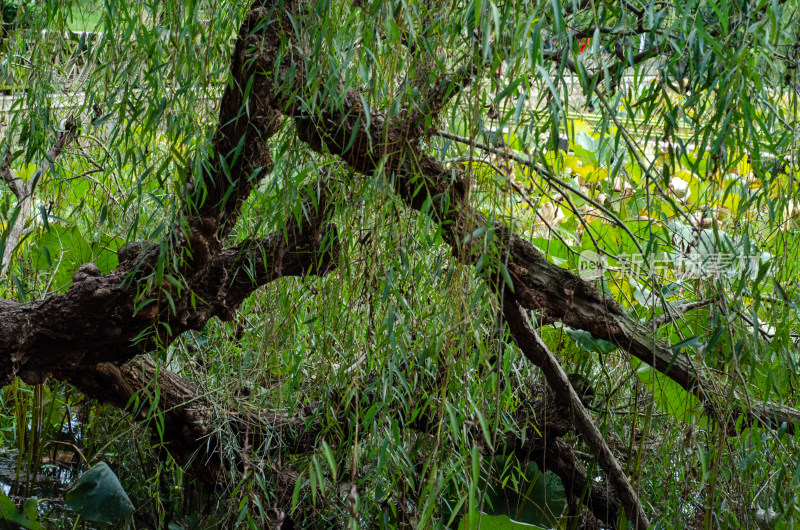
[0,0,797,526]
[69,356,321,482]
[0,0,338,386]
[281,42,800,434]
[0,201,339,385]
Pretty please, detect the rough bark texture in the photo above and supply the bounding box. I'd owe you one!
[0,0,337,387]
[0,203,339,386]
[217,0,796,523]
[0,0,798,526]
[503,296,648,528]
[511,389,624,526]
[0,1,340,512]
[280,24,657,527]
[71,356,321,482]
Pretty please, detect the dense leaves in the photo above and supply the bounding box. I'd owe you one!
[0,0,799,528]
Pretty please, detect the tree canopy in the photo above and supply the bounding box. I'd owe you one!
[1,0,799,527]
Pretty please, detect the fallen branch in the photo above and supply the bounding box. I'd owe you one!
[503,296,649,528]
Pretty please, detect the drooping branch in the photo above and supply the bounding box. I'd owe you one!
[543,42,666,93]
[227,2,646,523]
[284,58,800,433]
[1,119,79,279]
[286,64,799,524]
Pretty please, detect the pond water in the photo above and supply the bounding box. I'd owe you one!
[0,413,87,527]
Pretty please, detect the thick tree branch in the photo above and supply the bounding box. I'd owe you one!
[64,356,322,482]
[401,61,480,141]
[187,1,288,245]
[435,132,800,433]
[503,296,649,528]
[231,2,647,523]
[509,382,626,525]
[0,0,332,386]
[0,197,339,385]
[285,72,800,434]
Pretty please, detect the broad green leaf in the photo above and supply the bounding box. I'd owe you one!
[632,358,707,426]
[565,327,618,354]
[65,462,134,523]
[481,458,567,527]
[0,493,42,530]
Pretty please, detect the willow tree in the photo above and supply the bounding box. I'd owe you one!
[1,0,799,527]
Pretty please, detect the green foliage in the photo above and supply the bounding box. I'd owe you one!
[482,459,567,527]
[458,513,546,529]
[28,225,121,292]
[0,0,799,527]
[64,462,134,523]
[0,491,42,530]
[2,3,19,29]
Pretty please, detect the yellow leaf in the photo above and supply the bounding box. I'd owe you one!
[717,192,741,214]
[568,119,595,140]
[581,166,609,184]
[15,164,38,183]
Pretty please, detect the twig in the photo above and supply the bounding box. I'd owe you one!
[0,146,22,198]
[649,298,717,328]
[436,129,645,254]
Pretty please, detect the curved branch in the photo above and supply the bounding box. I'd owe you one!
[229,6,800,525]
[0,195,339,385]
[0,0,330,385]
[285,62,800,435]
[65,356,321,482]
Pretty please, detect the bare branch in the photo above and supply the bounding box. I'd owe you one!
[502,296,650,528]
[650,298,718,328]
